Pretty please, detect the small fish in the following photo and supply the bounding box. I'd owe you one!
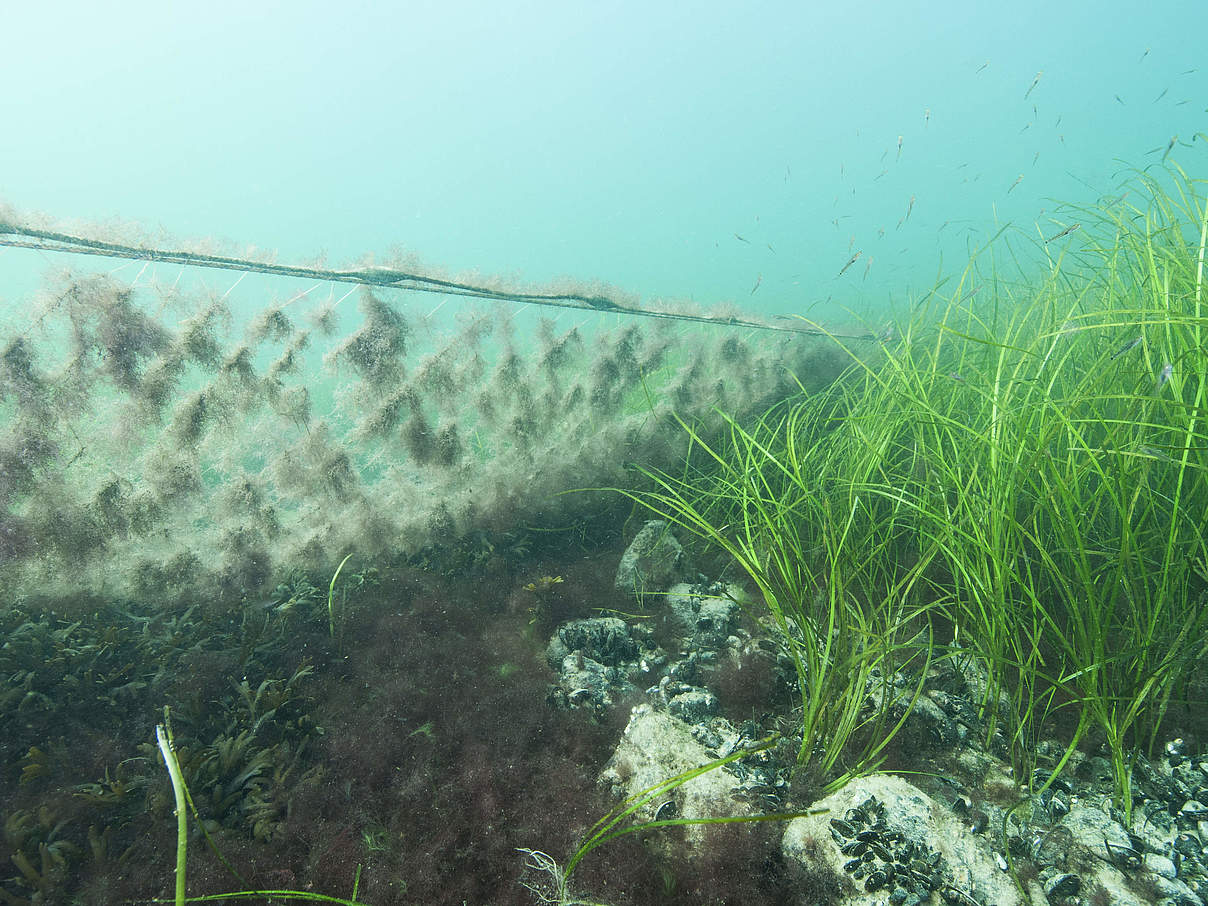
[1008,174,1024,193]
[1025,71,1043,99]
[766,242,775,253]
[897,135,903,160]
[1140,47,1150,62]
[734,232,750,244]
[1154,87,1169,103]
[1162,135,1178,161]
[862,257,873,280]
[1045,223,1080,242]
[838,251,862,276]
[905,194,916,220]
[750,274,762,295]
[1115,94,1125,105]
[1157,362,1173,389]
[1111,334,1143,360]
[1033,151,1041,166]
[976,60,989,74]
[924,107,931,127]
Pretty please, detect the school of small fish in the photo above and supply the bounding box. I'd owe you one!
[722,49,1198,308]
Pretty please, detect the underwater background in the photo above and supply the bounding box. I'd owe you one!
[1,0,1205,316]
[2,2,1208,905]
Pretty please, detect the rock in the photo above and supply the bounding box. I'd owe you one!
[598,704,754,851]
[1144,853,1178,879]
[1146,872,1205,906]
[546,618,666,715]
[941,644,1015,732]
[1037,801,1195,906]
[614,521,689,597]
[782,774,1025,906]
[546,617,640,668]
[1077,868,1185,906]
[895,690,959,750]
[550,653,631,713]
[1043,872,1080,899]
[665,582,741,646]
[667,689,719,723]
[1056,801,1134,863]
[666,583,702,630]
[695,596,740,646]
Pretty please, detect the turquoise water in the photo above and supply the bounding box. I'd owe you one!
[2,0,1205,321]
[3,6,1208,904]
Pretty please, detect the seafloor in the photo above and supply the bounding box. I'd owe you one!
[0,510,812,906]
[3,507,1208,906]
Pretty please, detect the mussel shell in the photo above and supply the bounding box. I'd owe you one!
[829,818,857,838]
[865,869,888,892]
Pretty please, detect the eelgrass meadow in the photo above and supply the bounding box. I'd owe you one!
[623,163,1208,823]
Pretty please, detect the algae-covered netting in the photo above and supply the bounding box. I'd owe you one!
[0,238,848,606]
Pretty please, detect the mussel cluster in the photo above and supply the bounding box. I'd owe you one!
[829,795,978,906]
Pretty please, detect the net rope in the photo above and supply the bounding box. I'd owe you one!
[0,221,873,339]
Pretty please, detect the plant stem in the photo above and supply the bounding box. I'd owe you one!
[156,722,188,906]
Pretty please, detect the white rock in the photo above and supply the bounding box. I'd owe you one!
[1142,852,1176,879]
[782,774,1024,906]
[598,704,754,851]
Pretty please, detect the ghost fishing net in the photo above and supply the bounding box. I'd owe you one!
[0,209,862,606]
